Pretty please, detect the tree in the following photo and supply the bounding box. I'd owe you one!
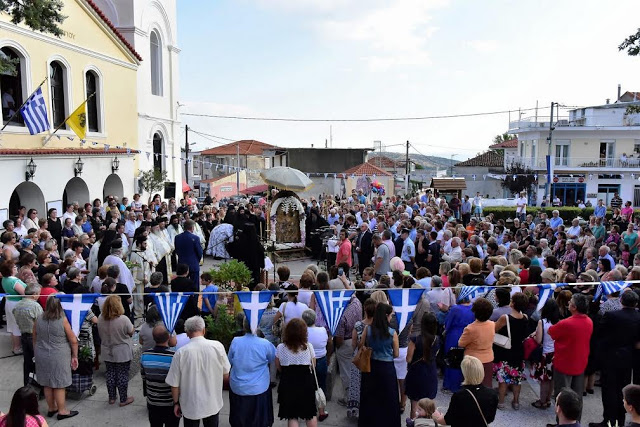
[493,133,516,144]
[501,163,536,195]
[619,28,640,56]
[0,0,66,70]
[138,168,168,194]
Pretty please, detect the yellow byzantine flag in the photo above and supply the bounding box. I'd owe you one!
[67,100,87,140]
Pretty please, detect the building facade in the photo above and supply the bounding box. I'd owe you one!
[0,0,140,217]
[508,101,640,206]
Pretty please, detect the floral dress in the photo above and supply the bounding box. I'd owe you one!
[530,320,554,382]
[347,320,367,418]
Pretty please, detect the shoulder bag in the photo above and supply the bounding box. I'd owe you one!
[352,325,372,372]
[272,302,286,337]
[465,388,488,427]
[523,319,544,362]
[308,346,326,410]
[493,314,512,349]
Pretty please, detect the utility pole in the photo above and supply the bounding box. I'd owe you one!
[185,124,189,185]
[236,140,240,197]
[405,140,410,195]
[450,154,457,176]
[544,102,555,203]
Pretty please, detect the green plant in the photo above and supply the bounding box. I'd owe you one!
[209,259,252,291]
[205,306,236,351]
[138,168,169,194]
[78,345,93,362]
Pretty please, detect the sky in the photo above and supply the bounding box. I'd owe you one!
[177,0,640,161]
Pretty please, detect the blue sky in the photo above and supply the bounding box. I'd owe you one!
[178,0,640,160]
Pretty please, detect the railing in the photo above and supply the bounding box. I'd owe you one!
[506,156,640,169]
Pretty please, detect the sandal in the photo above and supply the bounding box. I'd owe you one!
[497,402,506,410]
[512,401,520,411]
[531,400,549,409]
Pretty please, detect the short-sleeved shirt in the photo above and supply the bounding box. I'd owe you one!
[12,298,43,334]
[276,342,315,366]
[97,315,133,363]
[0,415,45,427]
[201,284,219,313]
[165,336,231,420]
[2,276,26,301]
[375,243,391,275]
[141,345,175,406]
[308,326,328,358]
[278,301,309,324]
[401,238,416,262]
[335,297,363,340]
[228,334,276,396]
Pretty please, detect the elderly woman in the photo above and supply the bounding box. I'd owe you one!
[458,298,495,387]
[432,356,499,426]
[2,232,20,262]
[1,260,26,354]
[138,305,176,352]
[358,303,400,427]
[17,253,38,286]
[228,316,276,427]
[33,296,79,420]
[97,295,134,407]
[275,318,318,426]
[302,309,329,421]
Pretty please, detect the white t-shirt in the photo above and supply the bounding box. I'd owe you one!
[279,301,309,324]
[298,289,313,306]
[307,327,328,358]
[516,197,527,213]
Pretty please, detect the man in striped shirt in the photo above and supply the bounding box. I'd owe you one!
[141,326,179,427]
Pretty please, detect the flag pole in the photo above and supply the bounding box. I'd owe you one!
[0,76,48,133]
[43,92,95,147]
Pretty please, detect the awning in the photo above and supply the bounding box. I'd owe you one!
[182,180,191,193]
[429,178,466,190]
[241,184,268,195]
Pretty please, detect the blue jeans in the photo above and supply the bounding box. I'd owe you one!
[316,356,327,392]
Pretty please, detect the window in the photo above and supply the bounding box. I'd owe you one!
[552,183,585,207]
[599,140,615,167]
[519,140,525,158]
[598,184,620,206]
[50,61,67,128]
[192,155,201,176]
[153,132,163,171]
[85,71,99,133]
[530,140,537,168]
[554,140,570,166]
[1,47,25,126]
[634,139,640,155]
[150,31,163,96]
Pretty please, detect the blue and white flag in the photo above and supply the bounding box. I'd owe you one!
[457,286,487,303]
[236,291,276,334]
[388,288,425,333]
[594,281,631,300]
[0,293,5,303]
[314,290,355,336]
[19,87,50,135]
[153,292,192,333]
[55,293,99,336]
[536,283,567,311]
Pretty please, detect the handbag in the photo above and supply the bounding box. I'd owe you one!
[352,325,372,373]
[465,389,488,427]
[444,346,465,368]
[524,320,544,362]
[271,302,286,337]
[493,314,512,349]
[308,347,326,410]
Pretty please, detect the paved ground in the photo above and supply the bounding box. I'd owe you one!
[0,256,622,426]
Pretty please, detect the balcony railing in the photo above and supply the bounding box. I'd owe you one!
[506,156,640,170]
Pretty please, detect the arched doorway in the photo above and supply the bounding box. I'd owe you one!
[9,182,45,219]
[63,177,90,208]
[103,174,124,200]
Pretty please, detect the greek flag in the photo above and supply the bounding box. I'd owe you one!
[236,291,276,334]
[55,293,99,336]
[388,288,425,333]
[19,87,50,135]
[457,286,487,303]
[153,292,192,333]
[536,283,567,311]
[314,290,355,336]
[594,281,631,300]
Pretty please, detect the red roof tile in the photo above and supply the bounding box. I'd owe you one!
[343,162,392,176]
[201,140,277,156]
[455,151,504,167]
[85,0,143,61]
[489,138,518,149]
[0,148,138,156]
[367,156,402,169]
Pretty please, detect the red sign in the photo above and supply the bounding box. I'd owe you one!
[553,177,559,183]
[578,177,584,183]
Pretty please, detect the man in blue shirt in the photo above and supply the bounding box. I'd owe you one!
[460,195,472,226]
[594,199,606,219]
[550,210,564,230]
[141,326,179,427]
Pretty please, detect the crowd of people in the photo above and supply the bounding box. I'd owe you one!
[0,188,639,426]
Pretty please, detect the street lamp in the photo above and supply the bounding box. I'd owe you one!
[25,158,36,181]
[74,157,84,177]
[112,156,120,174]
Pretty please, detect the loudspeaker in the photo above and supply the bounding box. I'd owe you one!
[164,182,176,199]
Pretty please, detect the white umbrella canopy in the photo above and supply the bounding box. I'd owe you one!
[260,166,313,191]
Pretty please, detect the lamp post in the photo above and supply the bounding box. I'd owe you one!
[112,156,120,174]
[74,157,84,177]
[25,158,36,181]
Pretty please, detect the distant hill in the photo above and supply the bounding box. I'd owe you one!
[369,152,457,170]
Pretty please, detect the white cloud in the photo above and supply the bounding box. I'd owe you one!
[316,0,449,71]
[466,40,499,53]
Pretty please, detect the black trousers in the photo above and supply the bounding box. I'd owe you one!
[601,365,632,426]
[183,413,219,427]
[461,213,471,227]
[21,333,35,387]
[156,257,169,285]
[148,404,180,427]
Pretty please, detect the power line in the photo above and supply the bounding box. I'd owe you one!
[181,105,555,123]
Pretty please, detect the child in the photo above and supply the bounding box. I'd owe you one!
[407,398,437,427]
[362,267,378,289]
[621,243,631,267]
[200,272,219,317]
